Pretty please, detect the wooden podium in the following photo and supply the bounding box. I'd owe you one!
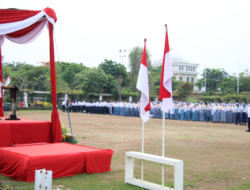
[5,85,20,120]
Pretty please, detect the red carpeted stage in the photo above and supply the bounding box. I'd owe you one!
[0,118,52,147]
[0,143,113,182]
[0,8,114,183]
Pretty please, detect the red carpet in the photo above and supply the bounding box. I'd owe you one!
[0,117,52,147]
[0,143,113,182]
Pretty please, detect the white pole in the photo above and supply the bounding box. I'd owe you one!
[141,120,144,182]
[205,62,206,93]
[162,112,165,188]
[122,50,124,65]
[237,60,240,93]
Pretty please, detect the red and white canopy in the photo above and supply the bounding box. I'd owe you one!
[0,8,56,45]
[0,8,62,142]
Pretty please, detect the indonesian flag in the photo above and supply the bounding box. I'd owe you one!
[3,75,11,95]
[5,75,11,86]
[136,39,151,122]
[159,25,173,112]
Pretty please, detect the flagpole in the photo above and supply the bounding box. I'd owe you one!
[162,111,165,187]
[237,60,240,93]
[205,62,206,93]
[141,120,144,182]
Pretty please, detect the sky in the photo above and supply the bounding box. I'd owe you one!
[1,0,250,78]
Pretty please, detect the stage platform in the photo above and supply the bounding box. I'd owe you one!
[0,117,52,147]
[0,143,113,182]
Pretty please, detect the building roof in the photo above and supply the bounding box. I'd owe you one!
[152,48,200,67]
[170,48,182,61]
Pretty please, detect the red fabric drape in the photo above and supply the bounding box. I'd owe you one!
[43,7,57,22]
[0,46,4,117]
[49,23,62,142]
[0,10,40,24]
[6,21,44,38]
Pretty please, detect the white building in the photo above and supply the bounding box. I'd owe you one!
[152,48,199,91]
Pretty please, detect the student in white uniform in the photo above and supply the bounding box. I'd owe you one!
[62,100,66,112]
[247,104,250,132]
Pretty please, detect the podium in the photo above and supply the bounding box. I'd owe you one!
[5,85,20,120]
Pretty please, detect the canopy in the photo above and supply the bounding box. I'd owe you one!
[0,8,62,142]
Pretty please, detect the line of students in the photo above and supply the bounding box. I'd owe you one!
[62,100,142,117]
[61,100,250,131]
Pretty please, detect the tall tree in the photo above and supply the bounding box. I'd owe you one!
[73,67,109,95]
[62,62,87,85]
[128,46,152,91]
[148,66,161,97]
[196,68,227,91]
[99,59,128,87]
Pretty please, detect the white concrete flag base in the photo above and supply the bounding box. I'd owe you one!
[125,152,183,190]
[35,169,52,190]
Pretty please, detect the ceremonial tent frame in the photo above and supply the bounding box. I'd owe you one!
[0,8,62,142]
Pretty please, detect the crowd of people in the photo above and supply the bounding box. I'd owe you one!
[61,100,250,130]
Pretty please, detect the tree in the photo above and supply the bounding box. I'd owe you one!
[62,62,87,86]
[196,68,227,91]
[12,71,33,97]
[99,59,128,87]
[177,82,193,99]
[74,67,109,95]
[238,69,250,92]
[148,66,161,97]
[172,76,182,91]
[128,46,152,91]
[115,75,123,100]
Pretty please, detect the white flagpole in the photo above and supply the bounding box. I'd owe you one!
[237,60,240,93]
[162,111,165,187]
[205,62,206,93]
[141,120,144,182]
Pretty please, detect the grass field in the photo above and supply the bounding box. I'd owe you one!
[1,110,250,190]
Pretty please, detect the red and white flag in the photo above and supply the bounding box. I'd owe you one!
[5,75,11,86]
[159,25,173,112]
[136,39,151,122]
[3,75,11,95]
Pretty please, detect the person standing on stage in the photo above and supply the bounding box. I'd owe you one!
[62,99,66,112]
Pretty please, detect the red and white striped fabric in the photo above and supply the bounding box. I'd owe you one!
[136,39,151,122]
[159,25,173,112]
[0,8,62,143]
[0,8,57,45]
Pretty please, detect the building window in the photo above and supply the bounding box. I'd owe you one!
[191,77,194,83]
[189,67,190,71]
[179,76,183,81]
[193,67,195,72]
[187,77,190,82]
[186,67,188,71]
[179,66,184,71]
